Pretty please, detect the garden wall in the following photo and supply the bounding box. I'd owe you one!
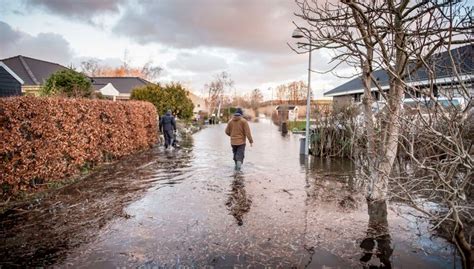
[0,97,158,194]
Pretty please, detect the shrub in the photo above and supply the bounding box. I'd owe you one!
[0,96,158,195]
[131,82,194,119]
[41,69,93,98]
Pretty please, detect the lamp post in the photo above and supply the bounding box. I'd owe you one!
[292,27,312,156]
[268,87,273,107]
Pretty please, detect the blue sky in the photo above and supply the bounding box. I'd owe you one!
[0,0,347,98]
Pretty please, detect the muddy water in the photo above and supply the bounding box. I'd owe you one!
[1,119,459,268]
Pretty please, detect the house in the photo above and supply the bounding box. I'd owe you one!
[0,61,24,97]
[91,77,152,100]
[324,45,474,108]
[0,55,68,96]
[276,105,299,121]
[187,91,208,118]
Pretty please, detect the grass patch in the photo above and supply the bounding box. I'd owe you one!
[288,121,307,131]
[0,171,91,214]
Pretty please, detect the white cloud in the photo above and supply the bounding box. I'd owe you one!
[167,50,229,72]
[1,1,349,97]
[0,21,73,64]
[112,0,299,54]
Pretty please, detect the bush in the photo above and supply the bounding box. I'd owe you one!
[131,82,194,119]
[41,69,93,98]
[0,96,158,195]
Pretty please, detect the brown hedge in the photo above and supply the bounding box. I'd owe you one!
[0,96,158,194]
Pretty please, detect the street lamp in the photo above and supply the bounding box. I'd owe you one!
[292,27,312,156]
[268,87,273,107]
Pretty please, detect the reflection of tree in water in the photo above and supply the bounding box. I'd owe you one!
[360,199,393,269]
[226,174,252,226]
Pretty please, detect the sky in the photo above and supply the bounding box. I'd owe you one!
[0,0,349,99]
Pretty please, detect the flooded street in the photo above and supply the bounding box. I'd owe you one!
[1,119,459,268]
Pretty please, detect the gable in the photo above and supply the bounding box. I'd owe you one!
[91,77,152,94]
[0,55,68,86]
[0,62,24,84]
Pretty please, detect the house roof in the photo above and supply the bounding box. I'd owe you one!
[187,91,206,104]
[276,105,298,111]
[324,44,474,97]
[0,61,24,84]
[91,77,152,94]
[0,55,68,86]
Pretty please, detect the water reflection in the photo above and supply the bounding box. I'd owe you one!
[360,199,393,268]
[225,173,252,226]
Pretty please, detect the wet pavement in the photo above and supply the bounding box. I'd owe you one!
[1,119,459,268]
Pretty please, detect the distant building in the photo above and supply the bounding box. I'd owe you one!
[187,92,208,117]
[324,45,473,108]
[276,105,299,121]
[0,61,24,97]
[91,77,153,100]
[0,55,68,96]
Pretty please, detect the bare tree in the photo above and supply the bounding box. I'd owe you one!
[394,46,473,266]
[295,0,473,266]
[80,58,162,82]
[250,88,264,112]
[274,81,307,104]
[276,83,289,103]
[204,71,234,120]
[80,59,101,76]
[288,81,307,104]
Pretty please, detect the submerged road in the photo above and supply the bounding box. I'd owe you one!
[1,118,459,268]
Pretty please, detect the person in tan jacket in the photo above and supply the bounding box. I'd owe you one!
[225,108,253,171]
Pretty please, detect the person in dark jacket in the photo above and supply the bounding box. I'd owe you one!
[159,110,176,149]
[225,108,253,171]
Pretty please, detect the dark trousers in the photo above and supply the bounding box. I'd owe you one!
[164,130,174,148]
[232,144,246,162]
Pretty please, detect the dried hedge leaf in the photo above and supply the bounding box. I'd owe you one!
[0,96,158,194]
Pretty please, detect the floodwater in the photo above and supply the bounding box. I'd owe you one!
[0,119,459,268]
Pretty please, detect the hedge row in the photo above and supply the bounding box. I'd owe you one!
[0,97,158,194]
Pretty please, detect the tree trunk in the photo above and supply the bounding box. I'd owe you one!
[455,225,473,269]
[360,199,393,267]
[371,6,408,201]
[451,205,474,268]
[361,60,381,200]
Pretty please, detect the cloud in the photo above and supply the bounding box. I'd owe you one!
[1,1,347,96]
[0,21,73,64]
[25,0,124,20]
[167,51,228,72]
[109,0,338,93]
[113,0,299,54]
[72,56,123,69]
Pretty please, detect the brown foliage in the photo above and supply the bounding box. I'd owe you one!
[0,97,158,195]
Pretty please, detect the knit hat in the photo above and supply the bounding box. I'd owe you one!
[234,107,243,116]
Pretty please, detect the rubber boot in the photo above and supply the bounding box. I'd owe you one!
[235,161,242,171]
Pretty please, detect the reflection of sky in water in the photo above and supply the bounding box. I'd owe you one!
[60,119,459,268]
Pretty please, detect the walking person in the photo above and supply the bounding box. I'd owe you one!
[225,108,253,171]
[159,110,176,150]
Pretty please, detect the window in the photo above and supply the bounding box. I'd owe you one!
[354,93,362,102]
